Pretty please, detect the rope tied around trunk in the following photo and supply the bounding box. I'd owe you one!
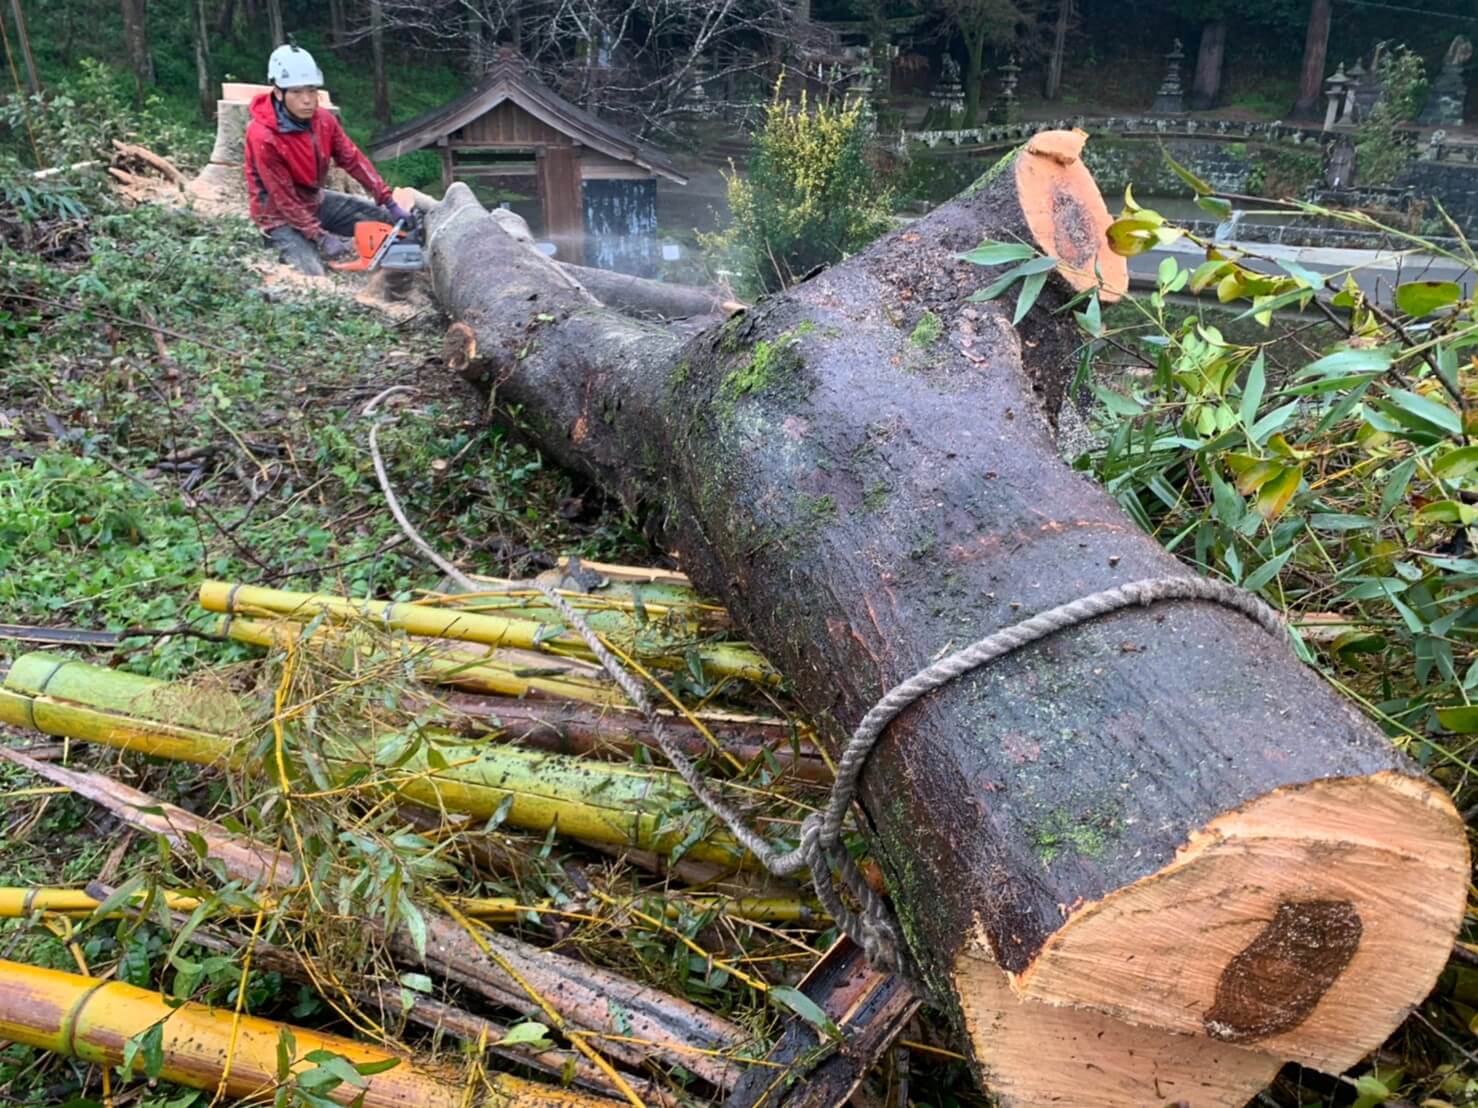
[362,388,1288,979]
[533,574,1286,981]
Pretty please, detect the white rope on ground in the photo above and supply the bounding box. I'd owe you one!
[363,388,1289,978]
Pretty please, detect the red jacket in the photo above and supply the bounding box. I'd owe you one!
[244,92,392,240]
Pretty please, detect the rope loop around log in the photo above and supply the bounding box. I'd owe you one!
[358,388,1288,979]
[540,572,1287,980]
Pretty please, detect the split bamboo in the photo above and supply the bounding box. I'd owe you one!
[0,960,618,1107]
[1,653,749,867]
[221,614,622,704]
[198,580,780,686]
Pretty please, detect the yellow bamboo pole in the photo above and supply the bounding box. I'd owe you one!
[0,888,204,917]
[450,895,823,926]
[221,615,622,705]
[199,581,781,687]
[0,960,617,1107]
[1,655,749,868]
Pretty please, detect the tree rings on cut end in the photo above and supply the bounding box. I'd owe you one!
[1014,129,1128,301]
[1011,770,1469,1073]
[956,938,1282,1108]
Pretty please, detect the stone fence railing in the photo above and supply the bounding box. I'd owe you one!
[903,115,1330,152]
[904,116,1478,169]
[1421,131,1478,165]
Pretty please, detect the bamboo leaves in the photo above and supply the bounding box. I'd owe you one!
[1394,280,1462,319]
[1075,195,1478,746]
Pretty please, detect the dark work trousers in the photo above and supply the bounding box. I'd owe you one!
[264,190,393,276]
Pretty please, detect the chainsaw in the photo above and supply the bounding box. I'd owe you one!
[329,213,425,273]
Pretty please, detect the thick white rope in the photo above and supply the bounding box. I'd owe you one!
[363,390,1288,976]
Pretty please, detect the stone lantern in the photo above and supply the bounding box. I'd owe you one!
[1151,39,1186,115]
[1323,63,1349,130]
[990,54,1021,124]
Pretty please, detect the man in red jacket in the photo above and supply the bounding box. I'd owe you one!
[244,44,412,276]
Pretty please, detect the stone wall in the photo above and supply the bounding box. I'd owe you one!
[1080,137,1255,195]
[1400,160,1478,232]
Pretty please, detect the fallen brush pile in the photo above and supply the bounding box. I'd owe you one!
[0,559,936,1107]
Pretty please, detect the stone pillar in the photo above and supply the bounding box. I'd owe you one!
[1151,40,1186,115]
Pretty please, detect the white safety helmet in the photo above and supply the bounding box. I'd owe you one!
[268,44,323,89]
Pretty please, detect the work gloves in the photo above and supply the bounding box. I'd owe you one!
[386,200,413,225]
[319,232,355,261]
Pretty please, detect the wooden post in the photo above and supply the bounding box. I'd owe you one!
[537,144,584,266]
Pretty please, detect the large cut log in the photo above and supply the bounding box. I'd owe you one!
[422,130,1468,1098]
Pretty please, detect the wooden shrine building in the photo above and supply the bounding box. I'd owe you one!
[371,48,686,266]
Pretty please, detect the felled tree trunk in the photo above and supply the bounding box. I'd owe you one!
[423,131,1468,1103]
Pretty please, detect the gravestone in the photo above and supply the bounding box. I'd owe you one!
[1353,46,1385,122]
[931,55,966,119]
[1151,40,1186,115]
[1325,134,1356,189]
[1419,35,1471,126]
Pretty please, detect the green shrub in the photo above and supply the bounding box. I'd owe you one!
[1355,46,1427,186]
[704,87,893,295]
[0,58,210,170]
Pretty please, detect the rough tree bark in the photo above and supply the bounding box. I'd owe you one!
[264,0,282,47]
[1291,0,1331,120]
[421,131,1468,1103]
[1190,19,1226,110]
[1043,0,1071,101]
[370,0,389,124]
[193,0,213,121]
[9,0,40,95]
[213,0,236,40]
[328,0,346,52]
[119,0,154,100]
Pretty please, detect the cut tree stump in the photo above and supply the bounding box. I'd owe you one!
[421,129,1468,1099]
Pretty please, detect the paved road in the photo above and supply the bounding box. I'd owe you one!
[1129,237,1477,306]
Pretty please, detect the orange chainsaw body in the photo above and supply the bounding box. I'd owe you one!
[328,221,397,272]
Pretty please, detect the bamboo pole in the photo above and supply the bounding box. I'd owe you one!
[199,580,780,686]
[221,615,622,704]
[222,617,825,779]
[1,653,749,867]
[0,960,618,1107]
[0,887,204,917]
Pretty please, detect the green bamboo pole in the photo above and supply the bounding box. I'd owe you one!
[1,654,748,867]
